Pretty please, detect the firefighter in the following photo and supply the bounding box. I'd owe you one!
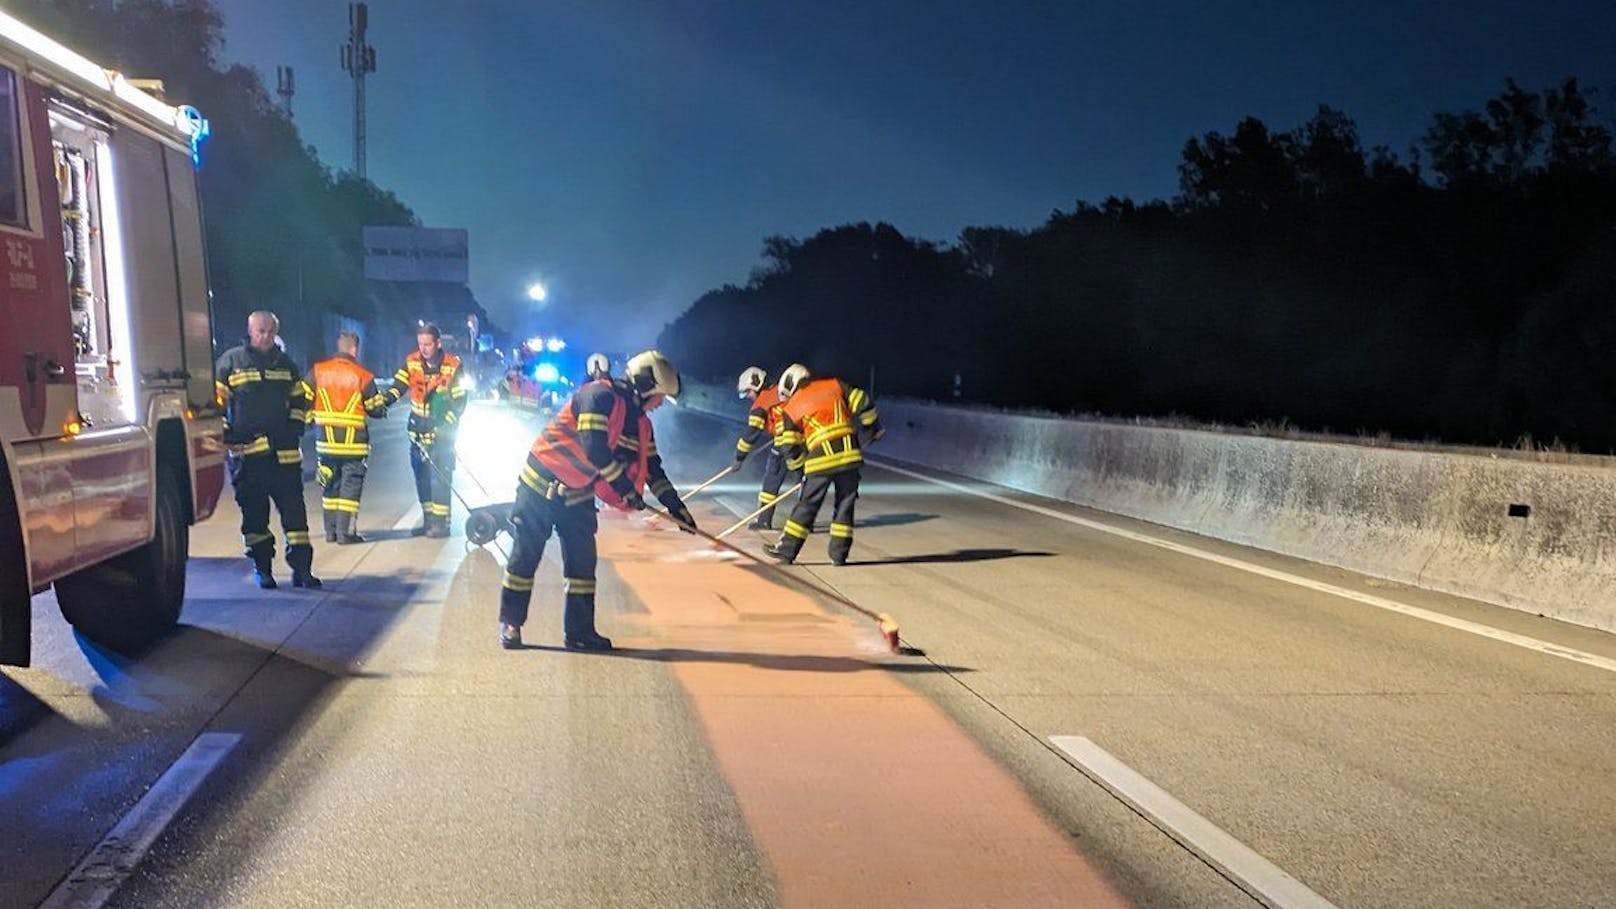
[215,311,321,589]
[498,350,695,651]
[383,322,467,538]
[303,329,389,545]
[733,366,798,529]
[764,363,883,566]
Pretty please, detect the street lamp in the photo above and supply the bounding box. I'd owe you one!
[526,282,548,303]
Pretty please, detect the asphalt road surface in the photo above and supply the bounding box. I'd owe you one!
[3,400,1613,908]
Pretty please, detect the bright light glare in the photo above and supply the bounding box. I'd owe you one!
[95,139,137,423]
[525,336,543,353]
[461,372,478,392]
[545,338,566,353]
[535,363,561,384]
[526,282,547,302]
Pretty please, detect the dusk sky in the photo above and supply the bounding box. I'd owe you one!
[212,0,1616,349]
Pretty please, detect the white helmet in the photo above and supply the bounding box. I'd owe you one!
[778,363,810,400]
[624,349,681,401]
[586,352,610,380]
[736,366,766,398]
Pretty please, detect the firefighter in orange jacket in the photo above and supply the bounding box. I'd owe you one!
[733,366,797,530]
[497,350,694,651]
[382,322,468,538]
[303,329,389,545]
[764,364,883,566]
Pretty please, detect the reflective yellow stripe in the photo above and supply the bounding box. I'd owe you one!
[747,414,766,429]
[244,532,273,546]
[277,449,303,465]
[315,412,367,427]
[859,408,880,427]
[804,424,852,449]
[736,438,754,453]
[576,413,609,431]
[782,519,810,540]
[848,388,867,412]
[502,571,534,592]
[830,522,853,539]
[424,502,451,517]
[285,531,311,545]
[776,430,804,446]
[804,448,863,474]
[321,497,361,513]
[758,492,777,504]
[563,578,596,594]
[317,441,369,456]
[649,478,674,497]
[236,436,272,455]
[227,369,258,386]
[598,461,624,481]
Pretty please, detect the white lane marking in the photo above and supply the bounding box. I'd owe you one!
[1050,736,1338,909]
[875,459,1616,675]
[393,504,421,532]
[39,732,242,909]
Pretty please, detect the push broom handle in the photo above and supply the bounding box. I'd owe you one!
[713,480,806,539]
[644,503,901,651]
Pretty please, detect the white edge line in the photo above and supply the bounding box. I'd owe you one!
[1050,735,1339,909]
[874,458,1616,675]
[39,731,243,909]
[392,504,422,532]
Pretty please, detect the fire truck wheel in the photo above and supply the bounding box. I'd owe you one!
[56,466,189,654]
[0,462,30,666]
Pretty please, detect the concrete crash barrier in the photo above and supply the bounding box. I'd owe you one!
[680,383,1616,633]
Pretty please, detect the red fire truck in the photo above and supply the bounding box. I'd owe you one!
[0,13,223,665]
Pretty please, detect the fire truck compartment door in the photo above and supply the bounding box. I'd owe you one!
[107,129,185,398]
[163,145,213,408]
[68,425,151,566]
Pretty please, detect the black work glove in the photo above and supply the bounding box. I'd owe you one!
[671,505,697,533]
[623,492,647,511]
[734,450,748,465]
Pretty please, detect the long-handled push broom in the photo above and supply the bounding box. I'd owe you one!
[645,503,902,653]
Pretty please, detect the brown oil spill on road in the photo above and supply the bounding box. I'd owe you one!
[602,515,1132,908]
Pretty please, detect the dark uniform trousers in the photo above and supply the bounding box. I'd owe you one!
[498,481,601,639]
[775,470,860,564]
[756,448,799,527]
[409,431,456,527]
[231,454,313,572]
[317,455,368,539]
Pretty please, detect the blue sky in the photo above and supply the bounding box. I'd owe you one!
[212,0,1616,349]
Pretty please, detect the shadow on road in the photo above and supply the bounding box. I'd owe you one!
[856,512,938,528]
[810,548,1056,567]
[536,645,972,675]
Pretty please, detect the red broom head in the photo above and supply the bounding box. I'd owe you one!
[878,613,900,653]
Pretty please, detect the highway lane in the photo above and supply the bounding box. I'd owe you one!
[2,400,1612,907]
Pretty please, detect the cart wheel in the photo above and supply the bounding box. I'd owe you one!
[466,511,499,546]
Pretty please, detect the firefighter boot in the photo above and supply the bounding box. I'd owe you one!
[563,596,613,651]
[763,533,804,564]
[499,623,523,649]
[288,548,322,589]
[425,515,450,539]
[323,510,339,543]
[253,557,277,590]
[336,512,366,545]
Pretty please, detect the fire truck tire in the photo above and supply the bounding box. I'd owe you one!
[56,465,189,654]
[0,462,31,666]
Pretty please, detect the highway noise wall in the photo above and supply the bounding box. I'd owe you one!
[678,383,1616,633]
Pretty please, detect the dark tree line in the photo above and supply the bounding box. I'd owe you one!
[660,80,1616,451]
[7,0,484,361]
